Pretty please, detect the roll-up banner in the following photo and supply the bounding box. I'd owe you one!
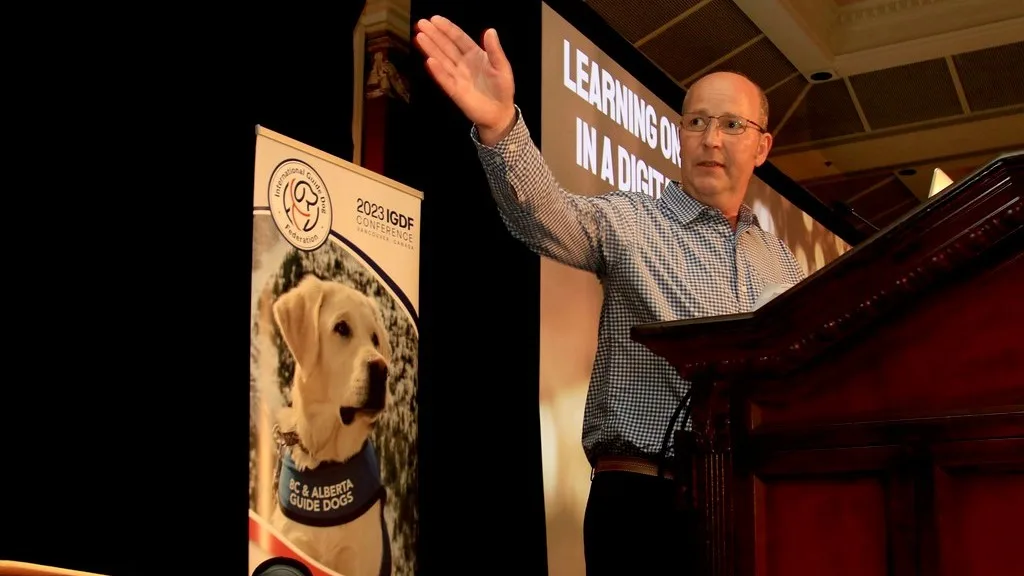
[248,126,421,576]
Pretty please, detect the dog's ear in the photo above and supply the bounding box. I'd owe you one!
[273,275,325,376]
[368,298,393,362]
[378,316,393,362]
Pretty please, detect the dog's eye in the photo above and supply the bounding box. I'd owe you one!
[333,321,351,337]
[372,333,380,347]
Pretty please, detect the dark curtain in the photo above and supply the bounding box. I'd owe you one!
[253,1,367,162]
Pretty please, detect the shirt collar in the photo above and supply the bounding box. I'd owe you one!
[661,180,760,229]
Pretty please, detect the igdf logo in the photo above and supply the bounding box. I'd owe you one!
[269,158,333,252]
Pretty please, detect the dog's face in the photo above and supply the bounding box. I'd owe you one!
[273,274,393,433]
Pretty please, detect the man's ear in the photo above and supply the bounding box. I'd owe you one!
[755,131,773,167]
[273,275,325,377]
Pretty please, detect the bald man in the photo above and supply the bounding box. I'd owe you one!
[415,15,805,575]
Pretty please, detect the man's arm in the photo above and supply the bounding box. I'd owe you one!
[472,106,637,276]
[412,17,638,274]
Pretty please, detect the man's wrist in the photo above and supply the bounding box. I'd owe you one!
[477,106,518,147]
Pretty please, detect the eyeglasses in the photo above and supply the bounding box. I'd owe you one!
[679,113,766,135]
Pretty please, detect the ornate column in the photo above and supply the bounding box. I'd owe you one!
[357,0,413,181]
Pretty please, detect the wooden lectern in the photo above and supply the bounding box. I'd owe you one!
[632,151,1024,576]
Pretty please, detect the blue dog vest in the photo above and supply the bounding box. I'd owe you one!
[278,441,385,527]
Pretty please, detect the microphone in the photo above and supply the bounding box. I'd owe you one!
[833,200,879,232]
[252,557,313,576]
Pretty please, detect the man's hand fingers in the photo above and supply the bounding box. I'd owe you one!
[413,28,452,66]
[423,57,457,98]
[482,29,509,73]
[419,17,468,67]
[430,15,479,56]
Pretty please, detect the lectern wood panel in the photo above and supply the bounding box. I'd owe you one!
[631,151,1024,576]
[762,476,888,576]
[752,248,1024,429]
[747,442,909,576]
[931,439,1024,576]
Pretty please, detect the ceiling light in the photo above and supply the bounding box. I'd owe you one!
[929,168,953,198]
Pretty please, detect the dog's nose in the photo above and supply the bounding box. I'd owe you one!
[367,358,389,409]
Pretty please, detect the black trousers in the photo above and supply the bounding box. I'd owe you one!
[583,470,695,576]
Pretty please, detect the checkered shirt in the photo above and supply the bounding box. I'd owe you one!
[472,107,806,465]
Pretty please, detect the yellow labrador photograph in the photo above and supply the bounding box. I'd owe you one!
[266,274,394,576]
[249,217,419,576]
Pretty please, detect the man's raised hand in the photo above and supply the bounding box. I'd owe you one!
[414,16,516,145]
